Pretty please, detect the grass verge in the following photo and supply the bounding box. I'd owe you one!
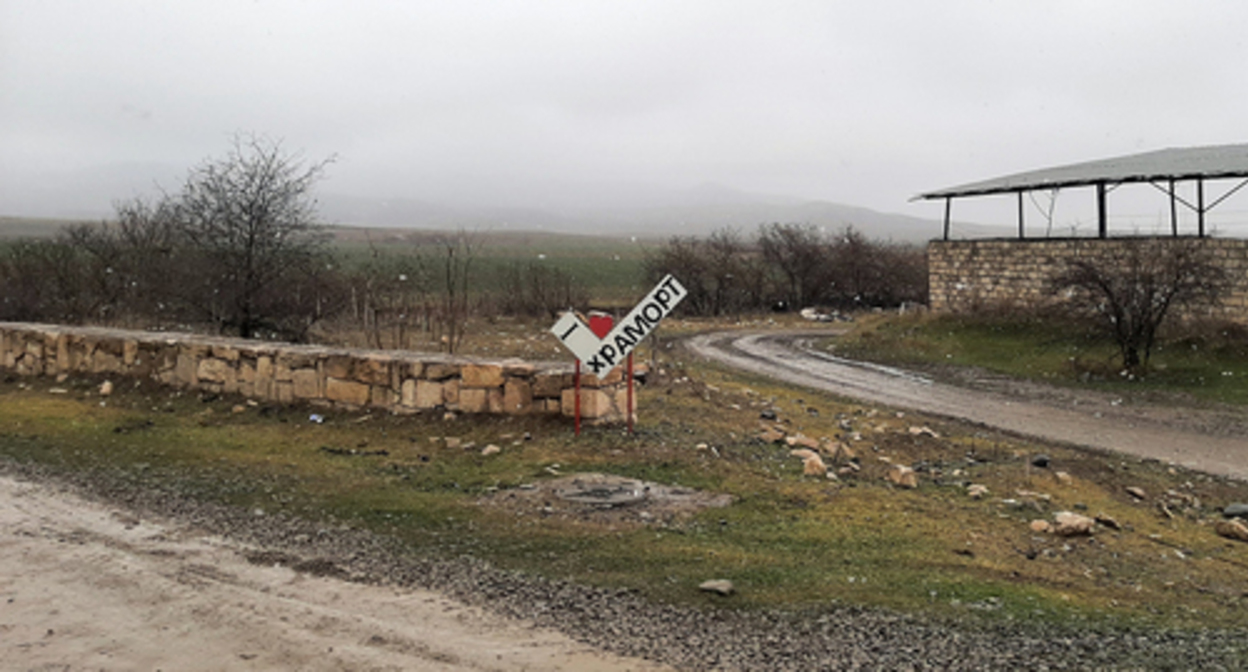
[828,312,1248,406]
[3,349,1248,634]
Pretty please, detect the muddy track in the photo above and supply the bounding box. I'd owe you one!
[686,329,1248,480]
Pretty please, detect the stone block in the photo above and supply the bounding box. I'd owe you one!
[413,380,444,409]
[176,353,199,386]
[459,388,488,413]
[211,345,240,361]
[354,355,392,386]
[504,378,533,414]
[275,381,294,404]
[323,355,352,379]
[532,371,570,398]
[424,363,459,381]
[442,379,460,406]
[400,379,418,407]
[487,387,505,414]
[325,377,370,406]
[292,368,321,398]
[197,358,232,384]
[461,363,504,388]
[561,388,618,419]
[370,385,396,408]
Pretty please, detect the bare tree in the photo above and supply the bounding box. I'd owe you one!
[173,134,334,339]
[430,229,480,353]
[758,223,830,309]
[1048,237,1227,371]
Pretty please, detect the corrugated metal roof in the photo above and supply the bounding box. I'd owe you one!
[916,143,1248,200]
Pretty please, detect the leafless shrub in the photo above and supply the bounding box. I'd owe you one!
[1047,237,1228,371]
[492,261,589,318]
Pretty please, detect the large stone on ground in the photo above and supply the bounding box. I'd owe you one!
[1053,511,1095,536]
[886,464,918,489]
[698,579,735,596]
[1215,519,1248,543]
[1222,503,1248,519]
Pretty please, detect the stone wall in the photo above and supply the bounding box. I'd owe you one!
[0,322,633,422]
[927,237,1248,322]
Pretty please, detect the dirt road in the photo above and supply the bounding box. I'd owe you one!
[686,329,1248,480]
[0,473,671,672]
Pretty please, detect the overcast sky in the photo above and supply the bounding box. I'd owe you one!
[6,0,1248,230]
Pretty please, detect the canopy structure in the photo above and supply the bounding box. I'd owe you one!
[915,144,1248,240]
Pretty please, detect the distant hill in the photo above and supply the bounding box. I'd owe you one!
[1,165,1012,244]
[317,186,1011,244]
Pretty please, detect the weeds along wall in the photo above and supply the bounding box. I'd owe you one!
[927,238,1248,322]
[0,323,633,422]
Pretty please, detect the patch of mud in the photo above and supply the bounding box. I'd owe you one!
[479,473,733,526]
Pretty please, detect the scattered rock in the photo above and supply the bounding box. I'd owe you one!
[1126,486,1147,500]
[758,428,786,444]
[1031,454,1051,468]
[698,579,735,596]
[231,405,246,414]
[1222,503,1248,519]
[1029,520,1052,534]
[1215,519,1248,543]
[1094,514,1122,531]
[759,409,777,421]
[481,444,501,456]
[907,426,939,438]
[785,434,820,450]
[886,464,918,489]
[47,387,68,394]
[1053,511,1095,537]
[1054,471,1073,486]
[790,449,827,476]
[966,484,989,500]
[444,437,462,449]
[99,380,114,396]
[695,443,709,451]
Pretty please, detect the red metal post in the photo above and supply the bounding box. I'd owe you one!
[626,352,634,434]
[574,359,581,437]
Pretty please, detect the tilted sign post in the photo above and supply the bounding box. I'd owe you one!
[550,274,686,434]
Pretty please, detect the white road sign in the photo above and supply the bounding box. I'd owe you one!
[550,274,686,378]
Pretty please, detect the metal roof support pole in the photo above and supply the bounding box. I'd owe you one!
[1096,182,1107,239]
[1197,178,1205,237]
[943,197,951,241]
[1169,178,1178,237]
[1017,191,1024,239]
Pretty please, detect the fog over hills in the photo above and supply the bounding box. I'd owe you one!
[0,163,1010,243]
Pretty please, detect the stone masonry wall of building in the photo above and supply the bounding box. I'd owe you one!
[927,237,1248,322]
[0,322,633,422]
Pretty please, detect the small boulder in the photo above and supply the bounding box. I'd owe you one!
[887,464,918,489]
[1031,454,1051,468]
[967,484,989,500]
[1054,471,1073,486]
[1222,503,1248,519]
[1053,511,1095,536]
[791,449,827,476]
[759,409,778,421]
[699,579,735,596]
[1215,519,1248,543]
[99,380,114,396]
[908,426,939,438]
[481,444,501,456]
[1126,486,1147,500]
[785,434,820,450]
[758,428,786,444]
[1029,519,1052,533]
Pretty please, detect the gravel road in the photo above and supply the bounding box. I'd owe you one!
[686,329,1248,480]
